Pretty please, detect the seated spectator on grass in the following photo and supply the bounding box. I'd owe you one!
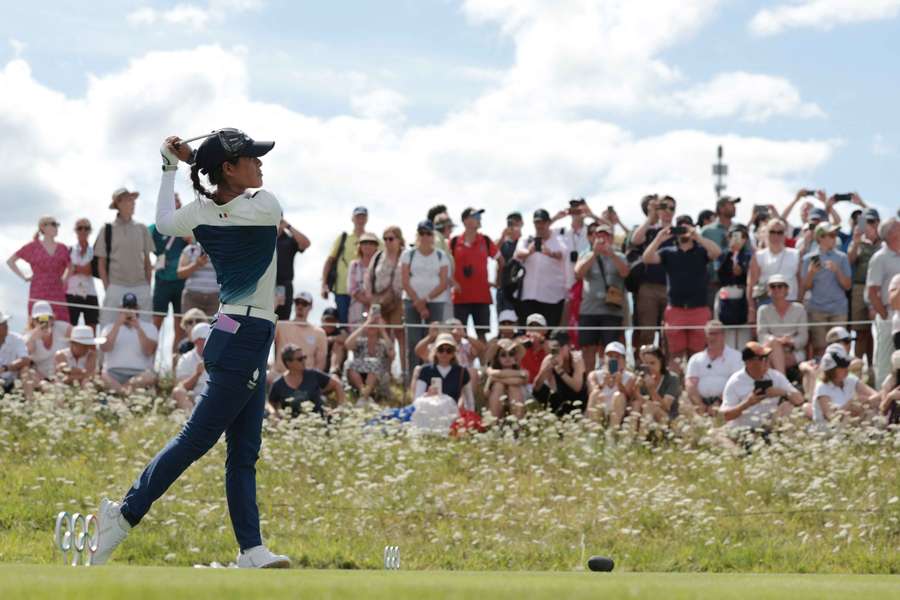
[54,325,101,387]
[172,323,210,411]
[345,312,395,405]
[321,307,348,376]
[520,313,549,384]
[715,224,753,349]
[878,350,900,425]
[484,309,520,366]
[414,333,474,409]
[685,320,743,417]
[273,292,327,378]
[98,293,158,394]
[0,310,29,394]
[25,300,71,381]
[177,241,220,317]
[811,345,879,426]
[268,343,345,419]
[757,274,808,374]
[514,209,568,328]
[484,338,528,420]
[800,223,852,357]
[643,215,722,367]
[720,342,804,432]
[630,344,681,431]
[416,318,484,371]
[533,331,586,417]
[347,232,380,328]
[65,218,100,331]
[175,308,210,356]
[575,222,629,371]
[586,341,634,428]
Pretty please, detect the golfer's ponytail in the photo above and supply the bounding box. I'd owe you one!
[190,163,217,201]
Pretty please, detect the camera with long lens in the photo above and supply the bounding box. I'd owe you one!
[462,265,474,278]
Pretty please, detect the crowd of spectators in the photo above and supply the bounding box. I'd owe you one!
[2,185,899,435]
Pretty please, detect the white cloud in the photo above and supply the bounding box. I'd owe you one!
[127,0,264,31]
[750,0,900,35]
[0,44,838,329]
[9,38,26,57]
[872,133,897,157]
[665,72,825,122]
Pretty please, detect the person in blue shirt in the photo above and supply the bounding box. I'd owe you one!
[94,129,291,569]
[801,222,852,357]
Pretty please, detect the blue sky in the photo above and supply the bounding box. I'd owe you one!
[0,0,898,327]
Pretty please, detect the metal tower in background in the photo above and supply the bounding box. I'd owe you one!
[712,145,728,198]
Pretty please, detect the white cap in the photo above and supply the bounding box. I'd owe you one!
[605,341,626,356]
[825,326,852,344]
[525,313,547,327]
[820,344,850,371]
[31,301,53,318]
[190,322,211,342]
[66,325,105,346]
[294,291,314,305]
[497,309,518,324]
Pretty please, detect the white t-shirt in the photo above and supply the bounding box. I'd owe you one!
[756,247,800,301]
[101,321,158,372]
[592,369,633,405]
[686,346,743,398]
[720,368,794,429]
[0,332,28,368]
[401,247,450,303]
[516,233,569,304]
[812,374,859,424]
[175,349,208,397]
[29,321,70,379]
[66,244,98,297]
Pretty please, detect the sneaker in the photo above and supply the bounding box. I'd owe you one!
[236,545,291,569]
[92,498,131,565]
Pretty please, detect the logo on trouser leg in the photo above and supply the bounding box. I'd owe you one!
[247,369,260,390]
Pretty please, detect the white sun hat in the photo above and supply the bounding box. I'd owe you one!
[66,324,106,346]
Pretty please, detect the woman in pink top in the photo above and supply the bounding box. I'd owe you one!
[6,216,71,321]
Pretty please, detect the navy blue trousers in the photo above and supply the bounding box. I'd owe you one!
[120,314,274,551]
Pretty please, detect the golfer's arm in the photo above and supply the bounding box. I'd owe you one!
[156,170,196,237]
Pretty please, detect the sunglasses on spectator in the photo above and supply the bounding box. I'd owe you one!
[76,225,92,232]
[768,283,788,290]
[657,204,675,211]
[436,346,455,354]
[383,236,396,242]
[768,229,785,235]
[294,300,311,307]
[285,355,306,363]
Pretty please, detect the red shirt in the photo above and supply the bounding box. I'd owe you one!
[451,233,498,304]
[521,346,546,384]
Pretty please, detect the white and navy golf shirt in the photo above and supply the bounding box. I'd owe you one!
[155,170,281,312]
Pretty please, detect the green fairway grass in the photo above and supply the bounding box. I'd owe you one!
[2,565,898,600]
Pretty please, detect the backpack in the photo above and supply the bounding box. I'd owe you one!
[90,223,113,279]
[325,232,348,293]
[450,234,490,256]
[407,248,445,278]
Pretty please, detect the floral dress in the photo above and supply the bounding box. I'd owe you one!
[347,337,391,383]
[16,240,71,321]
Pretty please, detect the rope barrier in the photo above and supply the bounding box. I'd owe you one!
[33,298,880,332]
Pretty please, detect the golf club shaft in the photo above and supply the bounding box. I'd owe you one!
[176,132,216,146]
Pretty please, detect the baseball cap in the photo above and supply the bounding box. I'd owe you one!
[525,313,547,327]
[862,207,881,222]
[352,206,368,217]
[815,222,839,238]
[190,322,211,342]
[675,214,694,227]
[121,293,138,309]
[109,187,139,210]
[742,341,772,361]
[825,326,853,344]
[506,212,523,223]
[461,207,485,221]
[417,220,435,233]
[434,215,455,228]
[595,223,613,235]
[359,232,379,245]
[809,207,828,222]
[294,291,314,305]
[533,209,551,222]
[716,195,741,208]
[31,301,53,318]
[605,341,626,356]
[322,307,339,321]
[194,128,274,175]
[498,309,518,324]
[820,345,850,370]
[767,273,789,287]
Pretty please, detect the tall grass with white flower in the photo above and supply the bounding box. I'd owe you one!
[0,383,897,572]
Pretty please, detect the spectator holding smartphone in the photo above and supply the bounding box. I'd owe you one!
[484,338,528,420]
[586,341,634,428]
[178,240,220,317]
[514,209,568,328]
[24,300,71,381]
[630,344,681,431]
[98,293,158,394]
[800,223,852,358]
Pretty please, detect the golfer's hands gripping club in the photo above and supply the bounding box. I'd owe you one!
[160,136,194,170]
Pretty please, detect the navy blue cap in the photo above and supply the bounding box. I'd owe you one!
[194,128,274,174]
[121,292,138,308]
[862,207,880,222]
[322,307,339,320]
[461,207,484,221]
[533,209,551,222]
[417,220,435,233]
[809,207,828,222]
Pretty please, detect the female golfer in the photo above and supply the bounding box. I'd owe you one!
[94,128,290,568]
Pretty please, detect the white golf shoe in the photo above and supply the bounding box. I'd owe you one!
[92,498,131,565]
[237,545,291,569]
